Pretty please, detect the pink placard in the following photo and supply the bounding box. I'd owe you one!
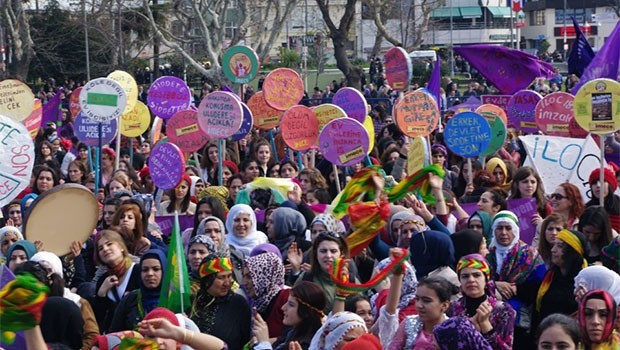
[262,68,305,111]
[280,105,319,151]
[197,91,243,139]
[167,109,210,152]
[480,95,511,113]
[385,47,412,91]
[507,90,543,133]
[69,87,82,118]
[318,118,369,166]
[535,92,574,137]
[332,87,367,123]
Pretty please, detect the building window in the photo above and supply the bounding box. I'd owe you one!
[556,8,595,24]
[225,21,238,39]
[530,10,545,25]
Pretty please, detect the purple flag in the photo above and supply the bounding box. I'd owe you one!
[571,20,620,94]
[427,57,441,106]
[454,45,556,94]
[568,16,595,77]
[41,91,62,128]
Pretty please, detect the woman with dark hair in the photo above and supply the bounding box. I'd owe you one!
[298,168,329,196]
[454,160,483,199]
[550,183,585,229]
[578,289,620,349]
[537,213,568,265]
[190,254,251,350]
[66,159,89,184]
[31,164,59,195]
[35,140,55,165]
[252,281,327,350]
[533,230,588,334]
[578,206,614,266]
[158,173,196,216]
[345,294,374,330]
[477,189,507,219]
[199,142,219,184]
[183,196,227,247]
[586,168,620,232]
[253,139,275,177]
[239,158,260,184]
[451,229,489,262]
[536,313,582,350]
[279,160,299,179]
[509,166,550,220]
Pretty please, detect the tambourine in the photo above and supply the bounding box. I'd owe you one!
[23,184,99,256]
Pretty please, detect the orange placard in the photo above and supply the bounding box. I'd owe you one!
[280,105,319,151]
[475,104,508,125]
[394,90,439,137]
[247,91,282,130]
[262,68,305,111]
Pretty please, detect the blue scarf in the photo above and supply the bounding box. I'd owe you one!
[139,249,167,314]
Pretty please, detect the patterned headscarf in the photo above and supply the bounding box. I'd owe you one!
[187,235,216,256]
[457,253,491,281]
[196,216,229,255]
[311,213,341,234]
[491,210,520,273]
[198,186,230,210]
[579,290,618,346]
[433,317,493,350]
[309,312,367,350]
[375,256,417,310]
[198,255,233,278]
[245,252,285,312]
[93,331,144,350]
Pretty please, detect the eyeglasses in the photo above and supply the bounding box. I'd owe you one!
[549,193,567,200]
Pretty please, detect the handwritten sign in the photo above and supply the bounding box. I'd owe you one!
[318,118,370,166]
[573,78,620,134]
[384,47,412,90]
[230,103,254,142]
[23,99,42,139]
[69,87,82,117]
[0,79,35,122]
[394,90,439,137]
[507,90,542,133]
[475,105,507,156]
[108,70,138,114]
[167,109,209,152]
[222,46,260,84]
[481,95,511,115]
[147,76,192,120]
[74,112,118,147]
[0,114,35,207]
[332,87,367,123]
[313,104,347,132]
[407,137,427,175]
[148,142,185,190]
[247,91,282,130]
[79,78,128,123]
[280,105,319,151]
[444,112,492,157]
[197,91,243,139]
[262,68,304,111]
[535,92,574,137]
[120,101,150,137]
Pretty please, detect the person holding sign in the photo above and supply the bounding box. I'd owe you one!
[158,174,196,216]
[509,167,549,223]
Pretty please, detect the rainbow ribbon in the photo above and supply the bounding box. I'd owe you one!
[0,273,49,344]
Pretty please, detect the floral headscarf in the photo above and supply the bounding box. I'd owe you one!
[433,317,492,350]
[375,256,417,310]
[245,252,285,313]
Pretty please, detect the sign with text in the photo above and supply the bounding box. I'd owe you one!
[394,90,440,137]
[148,142,185,190]
[444,112,492,157]
[247,91,281,130]
[147,76,192,120]
[280,105,319,151]
[507,90,543,133]
[74,112,118,147]
[319,118,370,166]
[385,47,412,90]
[167,109,209,152]
[120,101,150,137]
[0,114,35,207]
[262,68,304,111]
[197,91,243,139]
[108,70,138,114]
[535,92,574,137]
[332,87,367,123]
[573,78,620,134]
[79,78,128,123]
[481,95,511,116]
[313,104,347,132]
[69,87,82,117]
[0,79,35,122]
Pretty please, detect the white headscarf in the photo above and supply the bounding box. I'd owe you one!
[189,176,202,196]
[491,211,520,273]
[30,252,82,306]
[225,204,267,257]
[0,226,23,260]
[309,312,367,350]
[575,265,620,304]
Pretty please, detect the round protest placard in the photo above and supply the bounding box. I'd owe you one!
[444,112,492,157]
[108,70,138,114]
[507,90,542,133]
[79,78,128,123]
[535,92,574,137]
[0,114,35,207]
[318,118,370,166]
[0,79,35,121]
[74,112,118,147]
[475,104,507,125]
[394,90,439,137]
[475,104,507,156]
[222,46,260,84]
[363,115,375,155]
[280,105,319,151]
[197,91,243,139]
[313,104,347,132]
[69,87,82,117]
[24,99,42,139]
[332,87,367,123]
[384,47,412,91]
[120,101,150,137]
[147,76,192,120]
[568,117,589,138]
[573,78,620,134]
[167,109,209,152]
[247,91,281,130]
[148,142,185,190]
[231,103,254,142]
[262,68,304,111]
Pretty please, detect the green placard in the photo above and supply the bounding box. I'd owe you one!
[222,46,260,84]
[87,93,118,107]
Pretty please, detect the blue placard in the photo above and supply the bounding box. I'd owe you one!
[74,112,118,147]
[444,112,492,157]
[230,103,254,142]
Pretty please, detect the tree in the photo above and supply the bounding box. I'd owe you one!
[316,0,364,89]
[140,0,301,85]
[1,0,36,79]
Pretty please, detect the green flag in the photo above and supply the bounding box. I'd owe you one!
[158,211,191,313]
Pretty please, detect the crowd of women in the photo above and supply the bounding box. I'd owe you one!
[1,91,620,350]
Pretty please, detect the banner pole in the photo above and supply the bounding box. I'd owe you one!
[599,134,606,208]
[333,164,342,193]
[269,129,279,163]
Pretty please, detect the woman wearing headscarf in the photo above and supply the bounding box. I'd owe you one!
[487,210,546,348]
[372,256,418,322]
[225,204,268,257]
[574,265,620,304]
[190,254,251,350]
[242,252,289,339]
[485,157,511,191]
[6,240,36,271]
[467,211,493,247]
[431,143,458,193]
[450,254,516,350]
[0,226,23,264]
[187,235,217,295]
[309,312,367,350]
[196,216,245,283]
[409,229,459,290]
[578,289,620,350]
[107,249,167,332]
[451,229,490,262]
[267,207,307,260]
[433,317,493,350]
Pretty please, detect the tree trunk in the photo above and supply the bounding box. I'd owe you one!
[372,31,383,56]
[331,31,363,89]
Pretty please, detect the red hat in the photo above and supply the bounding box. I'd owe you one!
[139,166,150,180]
[143,307,180,326]
[589,167,618,193]
[222,160,239,174]
[102,147,116,159]
[341,334,382,350]
[178,173,192,188]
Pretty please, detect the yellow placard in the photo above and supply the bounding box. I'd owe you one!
[363,115,375,155]
[0,79,35,121]
[313,104,346,131]
[573,78,620,135]
[121,101,150,137]
[407,137,426,176]
[108,70,138,114]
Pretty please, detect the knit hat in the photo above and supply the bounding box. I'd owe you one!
[431,143,448,157]
[143,307,180,326]
[589,167,618,193]
[102,147,116,159]
[222,160,239,174]
[341,334,382,350]
[309,312,367,350]
[178,173,192,188]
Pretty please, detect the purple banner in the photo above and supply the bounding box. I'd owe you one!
[41,91,62,127]
[427,57,441,106]
[155,214,195,236]
[568,16,595,77]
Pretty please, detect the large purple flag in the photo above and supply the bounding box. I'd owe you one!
[454,45,556,94]
[41,91,62,128]
[571,20,620,94]
[427,57,441,106]
[568,16,595,77]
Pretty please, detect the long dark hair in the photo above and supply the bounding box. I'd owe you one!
[578,206,613,251]
[510,166,547,217]
[536,313,581,348]
[310,232,349,277]
[289,281,326,343]
[552,230,589,277]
